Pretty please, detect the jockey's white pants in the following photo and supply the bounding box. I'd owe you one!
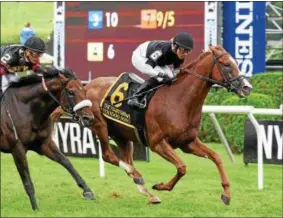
[131,41,174,82]
[1,73,20,92]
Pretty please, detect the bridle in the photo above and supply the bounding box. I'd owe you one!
[41,76,81,121]
[183,51,244,92]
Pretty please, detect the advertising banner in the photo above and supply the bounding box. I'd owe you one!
[223,2,266,77]
[244,120,283,165]
[52,118,149,161]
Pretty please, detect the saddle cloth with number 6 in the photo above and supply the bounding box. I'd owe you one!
[100,72,156,146]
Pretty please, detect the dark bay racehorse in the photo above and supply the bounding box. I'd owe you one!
[0,68,95,210]
[52,45,252,205]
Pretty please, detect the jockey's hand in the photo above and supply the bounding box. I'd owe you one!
[163,76,173,85]
[173,68,185,76]
[157,72,173,85]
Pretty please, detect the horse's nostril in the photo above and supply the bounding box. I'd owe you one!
[243,86,251,96]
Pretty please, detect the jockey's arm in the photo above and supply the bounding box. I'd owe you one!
[0,62,8,76]
[0,50,15,75]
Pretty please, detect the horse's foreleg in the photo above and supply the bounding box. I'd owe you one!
[181,137,231,205]
[151,139,186,191]
[116,139,161,204]
[12,142,38,210]
[40,139,95,200]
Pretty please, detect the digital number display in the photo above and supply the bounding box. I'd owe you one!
[65,2,205,81]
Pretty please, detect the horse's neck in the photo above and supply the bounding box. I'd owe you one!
[21,79,62,122]
[175,56,213,111]
[20,78,61,102]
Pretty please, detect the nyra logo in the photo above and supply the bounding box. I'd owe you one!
[235,2,253,77]
[260,124,283,160]
[52,122,97,155]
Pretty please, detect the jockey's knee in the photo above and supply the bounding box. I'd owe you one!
[131,51,140,68]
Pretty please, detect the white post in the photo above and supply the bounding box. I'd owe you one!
[248,112,263,190]
[209,113,235,163]
[97,140,105,178]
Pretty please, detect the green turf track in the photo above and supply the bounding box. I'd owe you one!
[1,144,282,217]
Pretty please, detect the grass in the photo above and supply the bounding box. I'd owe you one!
[0,2,53,44]
[1,143,282,217]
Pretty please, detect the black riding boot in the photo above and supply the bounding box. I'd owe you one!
[128,77,159,109]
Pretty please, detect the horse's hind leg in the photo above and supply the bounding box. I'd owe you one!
[180,137,231,205]
[12,142,38,210]
[38,139,95,200]
[115,138,161,204]
[93,116,161,204]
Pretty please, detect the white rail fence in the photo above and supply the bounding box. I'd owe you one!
[97,105,281,190]
[54,105,282,190]
[202,105,282,190]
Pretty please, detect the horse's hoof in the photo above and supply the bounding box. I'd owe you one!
[149,196,161,204]
[84,191,95,200]
[152,182,164,190]
[152,184,158,190]
[152,183,170,191]
[32,206,39,211]
[221,194,230,205]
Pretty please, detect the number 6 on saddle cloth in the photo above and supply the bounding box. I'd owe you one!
[100,72,162,146]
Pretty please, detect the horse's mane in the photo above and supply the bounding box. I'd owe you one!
[177,45,225,77]
[176,51,211,78]
[185,51,211,69]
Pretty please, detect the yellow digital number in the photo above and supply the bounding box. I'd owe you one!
[167,11,175,27]
[110,82,129,108]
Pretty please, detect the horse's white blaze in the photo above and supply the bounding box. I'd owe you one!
[73,99,92,112]
[229,56,237,65]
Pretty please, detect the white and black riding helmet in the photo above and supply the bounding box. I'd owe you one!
[24,37,45,54]
[173,32,194,51]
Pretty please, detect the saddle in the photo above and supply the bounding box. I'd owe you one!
[100,72,157,146]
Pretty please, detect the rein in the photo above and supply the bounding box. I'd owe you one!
[182,52,243,91]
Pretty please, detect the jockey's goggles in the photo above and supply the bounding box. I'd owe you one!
[29,50,44,57]
[179,47,192,54]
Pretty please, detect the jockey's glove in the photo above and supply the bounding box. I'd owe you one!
[163,77,173,85]
[157,72,173,85]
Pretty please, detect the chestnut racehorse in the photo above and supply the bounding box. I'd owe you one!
[52,45,252,205]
